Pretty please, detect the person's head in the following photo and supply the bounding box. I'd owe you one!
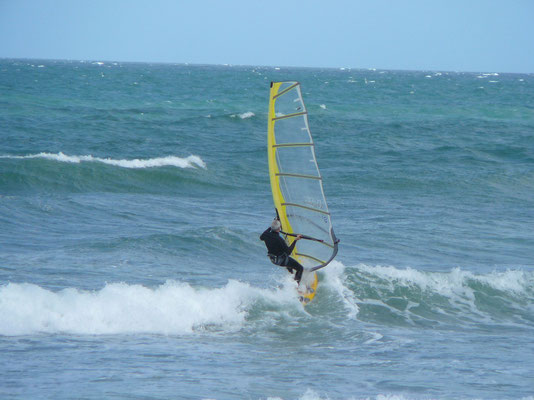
[271,219,281,232]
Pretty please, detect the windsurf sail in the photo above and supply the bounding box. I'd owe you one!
[267,81,339,272]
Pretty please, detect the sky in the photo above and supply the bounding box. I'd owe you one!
[1,0,533,73]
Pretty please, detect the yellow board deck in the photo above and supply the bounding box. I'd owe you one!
[297,270,318,305]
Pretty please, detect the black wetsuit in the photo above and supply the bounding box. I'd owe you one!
[260,227,303,283]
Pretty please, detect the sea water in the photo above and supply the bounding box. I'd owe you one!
[1,59,533,399]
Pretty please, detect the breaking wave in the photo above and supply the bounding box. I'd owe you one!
[0,279,299,336]
[0,152,206,169]
[2,261,533,336]
[343,263,534,329]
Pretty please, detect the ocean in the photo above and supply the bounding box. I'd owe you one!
[0,59,533,400]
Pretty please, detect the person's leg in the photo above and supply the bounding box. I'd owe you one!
[286,257,303,283]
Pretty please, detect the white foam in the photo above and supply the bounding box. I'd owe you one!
[230,111,255,119]
[348,264,533,324]
[268,389,412,400]
[322,260,359,318]
[319,104,327,110]
[0,280,298,336]
[0,152,206,169]
[476,269,531,293]
[355,264,531,297]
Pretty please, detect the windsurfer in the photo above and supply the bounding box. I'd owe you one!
[260,219,304,284]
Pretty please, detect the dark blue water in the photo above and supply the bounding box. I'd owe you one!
[1,59,533,399]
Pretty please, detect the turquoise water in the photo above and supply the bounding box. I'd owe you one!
[1,59,533,399]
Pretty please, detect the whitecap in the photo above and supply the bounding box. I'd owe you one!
[235,111,255,119]
[0,279,300,336]
[347,263,533,323]
[0,152,207,169]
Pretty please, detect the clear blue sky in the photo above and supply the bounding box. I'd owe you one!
[1,0,533,73]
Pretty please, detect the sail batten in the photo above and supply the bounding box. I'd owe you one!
[268,81,338,271]
[276,172,322,180]
[272,143,314,148]
[295,253,326,264]
[281,202,330,215]
[272,111,307,121]
[273,82,300,99]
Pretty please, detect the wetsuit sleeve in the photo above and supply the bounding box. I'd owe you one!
[287,240,297,255]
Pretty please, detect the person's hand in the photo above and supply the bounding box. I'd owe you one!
[296,235,302,241]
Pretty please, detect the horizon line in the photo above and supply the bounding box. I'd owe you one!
[1,56,533,76]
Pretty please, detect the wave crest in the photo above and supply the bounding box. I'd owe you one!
[340,263,534,328]
[0,280,298,336]
[0,152,207,169]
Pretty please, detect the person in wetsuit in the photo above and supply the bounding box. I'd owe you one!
[260,219,304,284]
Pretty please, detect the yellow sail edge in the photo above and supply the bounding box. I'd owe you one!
[268,82,299,256]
